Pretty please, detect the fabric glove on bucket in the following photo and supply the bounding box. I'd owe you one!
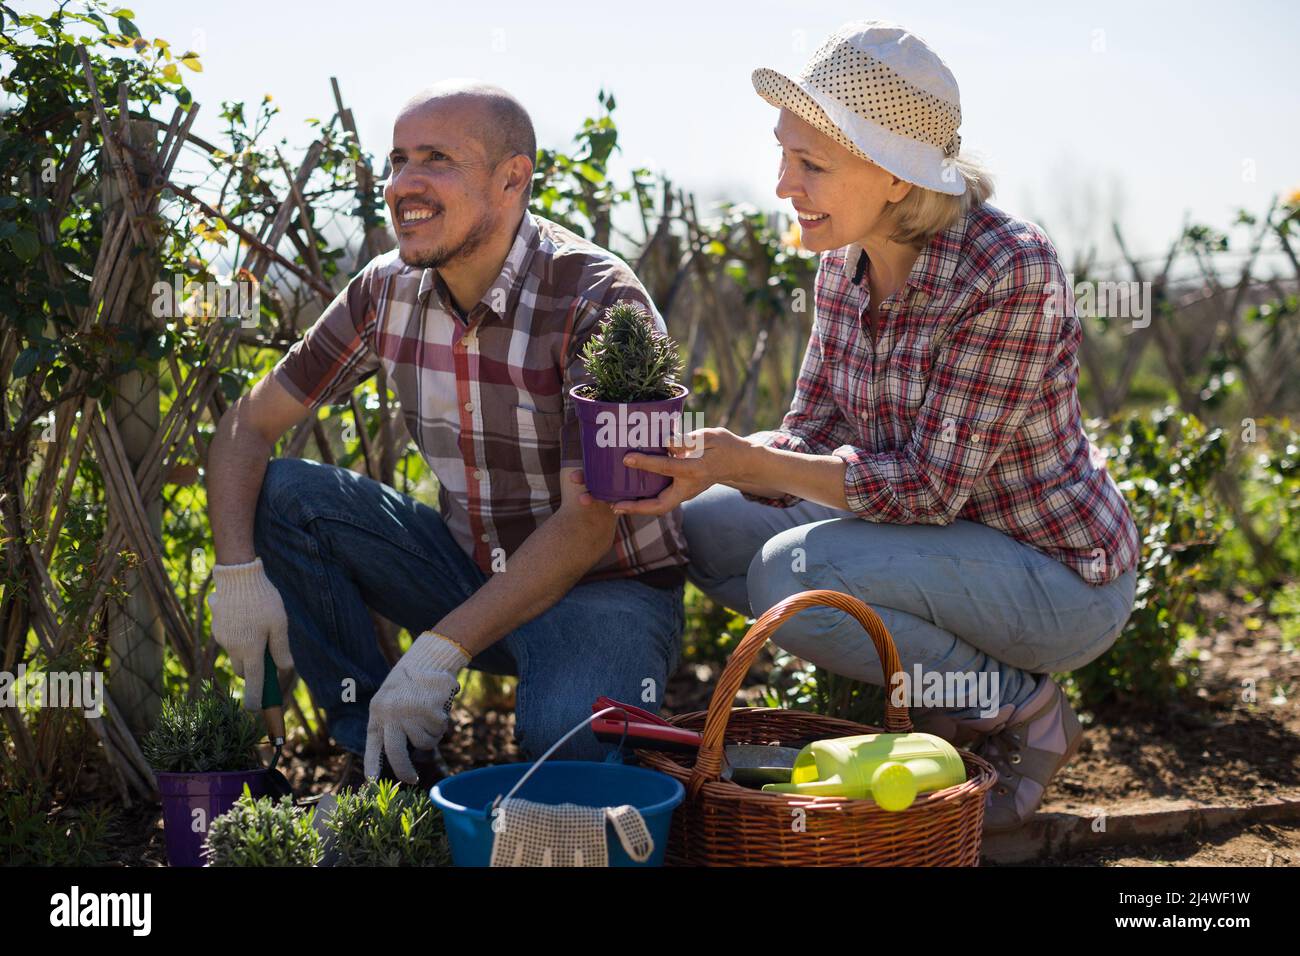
[365,632,468,784]
[207,557,294,711]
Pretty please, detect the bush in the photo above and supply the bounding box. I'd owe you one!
[326,779,450,867]
[203,787,320,867]
[142,681,262,773]
[1068,408,1228,708]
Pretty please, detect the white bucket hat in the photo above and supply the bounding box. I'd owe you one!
[753,20,966,196]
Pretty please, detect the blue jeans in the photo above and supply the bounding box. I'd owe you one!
[253,458,685,761]
[682,484,1137,718]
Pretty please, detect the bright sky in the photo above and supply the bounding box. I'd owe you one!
[38,0,1300,268]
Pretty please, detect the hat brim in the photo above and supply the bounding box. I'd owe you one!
[752,66,965,197]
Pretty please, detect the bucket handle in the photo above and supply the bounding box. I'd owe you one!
[487,706,656,862]
[489,706,622,814]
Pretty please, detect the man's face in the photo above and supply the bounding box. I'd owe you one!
[384,97,502,269]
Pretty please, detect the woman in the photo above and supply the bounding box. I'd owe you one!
[574,21,1139,832]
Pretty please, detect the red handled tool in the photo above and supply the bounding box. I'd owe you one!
[591,696,804,785]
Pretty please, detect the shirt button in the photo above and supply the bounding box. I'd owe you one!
[480,533,490,543]
[971,433,982,443]
[464,402,473,412]
[860,410,870,421]
[473,469,483,480]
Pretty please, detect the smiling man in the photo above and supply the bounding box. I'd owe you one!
[203,81,688,785]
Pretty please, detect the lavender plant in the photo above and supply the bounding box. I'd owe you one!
[142,681,262,773]
[203,787,321,867]
[578,301,683,403]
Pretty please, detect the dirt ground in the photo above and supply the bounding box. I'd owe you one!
[100,590,1300,867]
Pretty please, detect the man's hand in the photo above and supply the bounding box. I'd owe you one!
[207,558,294,711]
[364,631,469,784]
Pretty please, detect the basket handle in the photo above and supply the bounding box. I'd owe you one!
[687,589,912,798]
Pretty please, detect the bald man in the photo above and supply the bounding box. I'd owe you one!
[205,82,688,785]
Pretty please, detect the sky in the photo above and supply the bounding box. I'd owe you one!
[27,0,1300,269]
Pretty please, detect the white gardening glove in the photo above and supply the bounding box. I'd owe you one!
[207,557,294,711]
[364,631,468,784]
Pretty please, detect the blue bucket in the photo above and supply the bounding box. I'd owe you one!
[431,761,684,867]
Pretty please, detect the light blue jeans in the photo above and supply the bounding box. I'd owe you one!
[253,458,685,762]
[682,483,1137,719]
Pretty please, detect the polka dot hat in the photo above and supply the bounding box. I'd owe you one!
[753,20,966,196]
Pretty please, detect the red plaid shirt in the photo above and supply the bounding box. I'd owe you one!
[271,211,688,587]
[745,202,1139,585]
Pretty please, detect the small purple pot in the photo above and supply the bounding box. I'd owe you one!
[570,383,690,502]
[156,769,269,867]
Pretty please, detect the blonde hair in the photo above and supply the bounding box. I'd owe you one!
[884,152,996,247]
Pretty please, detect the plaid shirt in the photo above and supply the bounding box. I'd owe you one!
[745,202,1139,585]
[271,211,688,587]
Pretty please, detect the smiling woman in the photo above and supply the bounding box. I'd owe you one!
[618,19,1142,836]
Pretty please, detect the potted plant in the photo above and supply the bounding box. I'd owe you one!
[142,681,268,867]
[569,301,689,501]
[203,786,321,867]
[324,779,451,867]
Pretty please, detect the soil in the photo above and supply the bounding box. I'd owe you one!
[94,590,1300,866]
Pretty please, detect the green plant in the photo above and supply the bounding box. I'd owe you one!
[681,585,749,667]
[326,779,450,867]
[141,680,262,773]
[762,653,887,727]
[578,301,683,403]
[1069,408,1228,708]
[203,786,320,866]
[0,788,114,866]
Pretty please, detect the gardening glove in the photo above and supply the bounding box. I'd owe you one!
[364,631,468,784]
[207,557,294,712]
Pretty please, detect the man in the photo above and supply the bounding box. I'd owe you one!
[204,81,688,785]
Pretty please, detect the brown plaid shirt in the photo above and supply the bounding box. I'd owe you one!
[271,211,688,587]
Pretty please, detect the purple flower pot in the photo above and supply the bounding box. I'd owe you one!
[156,769,269,867]
[570,383,690,502]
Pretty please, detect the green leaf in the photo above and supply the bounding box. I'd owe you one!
[11,347,38,379]
[9,229,39,262]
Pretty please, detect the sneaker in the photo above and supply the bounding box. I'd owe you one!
[974,677,1082,833]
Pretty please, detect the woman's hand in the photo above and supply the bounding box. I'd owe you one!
[567,427,754,517]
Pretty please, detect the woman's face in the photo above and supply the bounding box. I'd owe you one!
[773,108,913,253]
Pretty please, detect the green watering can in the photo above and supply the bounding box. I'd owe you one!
[761,732,966,811]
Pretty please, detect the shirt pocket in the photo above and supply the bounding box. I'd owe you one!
[880,343,932,446]
[512,403,563,504]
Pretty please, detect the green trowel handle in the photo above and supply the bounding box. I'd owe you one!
[261,646,285,742]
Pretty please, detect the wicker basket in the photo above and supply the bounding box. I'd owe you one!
[637,589,997,866]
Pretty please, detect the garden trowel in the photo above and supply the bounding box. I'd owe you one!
[261,647,296,801]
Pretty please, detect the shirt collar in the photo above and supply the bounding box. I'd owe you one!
[841,204,971,297]
[416,210,541,322]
